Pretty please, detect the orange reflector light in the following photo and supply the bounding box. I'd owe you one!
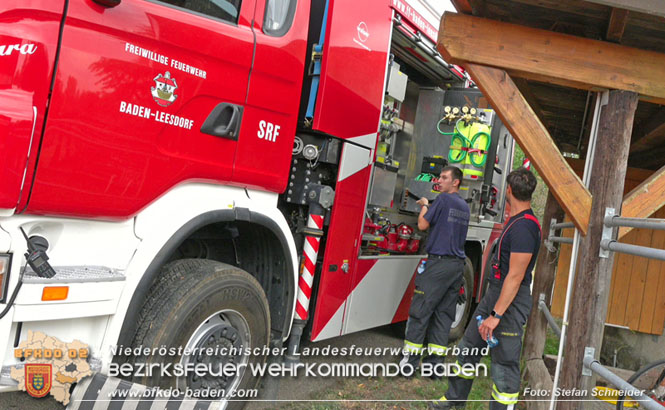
[42,286,68,301]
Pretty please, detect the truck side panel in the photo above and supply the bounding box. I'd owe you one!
[27,0,255,218]
[232,0,310,192]
[0,1,65,212]
[311,143,372,340]
[311,0,392,146]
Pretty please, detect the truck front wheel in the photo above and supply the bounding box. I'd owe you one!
[128,259,270,408]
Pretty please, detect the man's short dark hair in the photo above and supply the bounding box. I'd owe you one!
[443,165,463,187]
[507,167,537,201]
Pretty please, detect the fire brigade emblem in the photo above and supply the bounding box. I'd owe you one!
[151,71,178,107]
[25,364,52,398]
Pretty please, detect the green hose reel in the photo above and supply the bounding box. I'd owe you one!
[438,118,491,168]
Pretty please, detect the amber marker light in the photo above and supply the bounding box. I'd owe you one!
[42,286,68,301]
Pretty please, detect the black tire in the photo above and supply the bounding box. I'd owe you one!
[129,259,270,408]
[616,359,665,409]
[449,257,474,342]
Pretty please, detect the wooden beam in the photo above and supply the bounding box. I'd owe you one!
[437,13,665,104]
[524,360,554,410]
[450,0,472,14]
[606,8,629,42]
[620,163,665,238]
[559,90,638,407]
[586,0,665,18]
[629,107,665,153]
[464,64,591,234]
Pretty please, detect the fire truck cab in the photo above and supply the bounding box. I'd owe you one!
[0,0,515,403]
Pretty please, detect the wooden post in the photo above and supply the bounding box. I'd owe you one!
[523,192,564,410]
[558,90,639,409]
[464,64,591,235]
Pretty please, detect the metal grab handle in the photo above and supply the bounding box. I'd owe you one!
[538,294,561,338]
[600,239,665,261]
[200,103,244,140]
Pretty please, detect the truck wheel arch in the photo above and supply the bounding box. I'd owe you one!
[116,208,295,349]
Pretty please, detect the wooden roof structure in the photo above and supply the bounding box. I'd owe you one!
[449,0,665,170]
[436,0,665,236]
[438,2,665,405]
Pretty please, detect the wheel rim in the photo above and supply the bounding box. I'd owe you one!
[178,309,251,395]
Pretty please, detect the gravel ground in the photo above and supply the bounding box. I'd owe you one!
[246,325,404,409]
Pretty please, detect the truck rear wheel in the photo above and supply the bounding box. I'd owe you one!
[129,259,270,408]
[448,257,474,341]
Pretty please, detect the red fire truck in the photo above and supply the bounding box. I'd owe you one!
[0,0,515,402]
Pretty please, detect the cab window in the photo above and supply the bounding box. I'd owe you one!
[156,0,242,24]
[263,0,296,36]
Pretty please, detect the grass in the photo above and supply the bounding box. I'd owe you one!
[278,356,495,409]
[277,329,561,410]
[544,325,561,356]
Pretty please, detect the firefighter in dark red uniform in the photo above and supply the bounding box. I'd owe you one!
[431,168,541,410]
[401,166,470,371]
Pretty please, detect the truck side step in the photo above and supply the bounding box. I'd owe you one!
[67,373,223,410]
[23,266,125,283]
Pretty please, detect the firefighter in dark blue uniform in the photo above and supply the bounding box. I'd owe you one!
[401,166,470,371]
[431,168,541,410]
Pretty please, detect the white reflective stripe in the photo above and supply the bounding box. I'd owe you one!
[455,360,475,379]
[304,243,318,265]
[313,300,345,341]
[297,291,310,308]
[492,385,519,404]
[301,269,314,286]
[403,341,423,353]
[427,345,448,356]
[307,214,323,229]
[347,132,377,149]
[338,143,371,181]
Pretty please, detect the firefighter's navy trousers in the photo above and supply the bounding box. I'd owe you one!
[441,280,532,409]
[404,257,464,361]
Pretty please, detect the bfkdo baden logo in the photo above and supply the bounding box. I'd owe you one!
[11,331,92,405]
[25,364,52,398]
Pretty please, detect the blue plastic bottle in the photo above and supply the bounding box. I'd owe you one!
[417,260,426,274]
[476,315,499,348]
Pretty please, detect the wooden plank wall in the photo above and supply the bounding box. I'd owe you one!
[551,161,665,335]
